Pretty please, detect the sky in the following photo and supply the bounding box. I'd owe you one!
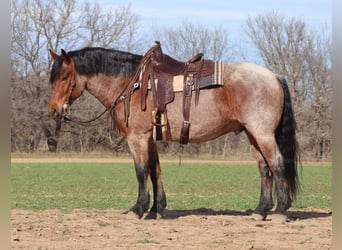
[85,0,332,61]
[96,0,331,32]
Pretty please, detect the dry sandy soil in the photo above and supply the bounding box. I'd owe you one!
[11,207,331,250]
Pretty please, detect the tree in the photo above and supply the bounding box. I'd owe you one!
[245,12,332,159]
[79,2,140,52]
[153,21,233,61]
[11,0,141,152]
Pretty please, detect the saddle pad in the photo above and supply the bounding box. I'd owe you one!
[172,61,224,92]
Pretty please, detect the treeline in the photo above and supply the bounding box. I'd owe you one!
[11,0,331,160]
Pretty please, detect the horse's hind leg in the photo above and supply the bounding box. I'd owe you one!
[246,131,274,219]
[257,136,292,221]
[250,133,291,220]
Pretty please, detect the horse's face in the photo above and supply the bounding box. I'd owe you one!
[48,49,84,117]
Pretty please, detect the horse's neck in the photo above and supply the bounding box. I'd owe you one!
[84,74,128,108]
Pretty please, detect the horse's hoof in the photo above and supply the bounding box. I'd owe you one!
[251,213,266,221]
[144,211,164,220]
[269,213,288,223]
[123,210,142,219]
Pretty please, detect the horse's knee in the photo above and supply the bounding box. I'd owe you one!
[135,161,149,178]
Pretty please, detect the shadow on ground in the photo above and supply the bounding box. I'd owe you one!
[157,207,332,221]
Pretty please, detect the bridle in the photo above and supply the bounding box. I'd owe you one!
[62,74,76,114]
[61,60,139,127]
[60,44,160,127]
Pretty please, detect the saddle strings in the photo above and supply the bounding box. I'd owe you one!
[120,42,162,124]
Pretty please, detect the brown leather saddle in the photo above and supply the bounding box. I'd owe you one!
[139,41,221,144]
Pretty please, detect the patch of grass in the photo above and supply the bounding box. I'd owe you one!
[97,222,111,227]
[294,165,332,208]
[62,229,71,236]
[291,224,305,230]
[133,238,159,244]
[11,222,21,229]
[300,237,313,244]
[11,163,137,211]
[11,162,331,211]
[163,163,261,210]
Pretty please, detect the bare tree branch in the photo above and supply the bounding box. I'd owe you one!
[153,21,232,61]
[245,12,332,159]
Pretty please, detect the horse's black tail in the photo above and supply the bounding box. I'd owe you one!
[275,76,300,201]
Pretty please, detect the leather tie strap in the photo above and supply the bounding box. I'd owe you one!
[180,73,194,144]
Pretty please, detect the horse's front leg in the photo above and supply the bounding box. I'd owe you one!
[127,136,151,218]
[127,136,167,218]
[148,141,167,218]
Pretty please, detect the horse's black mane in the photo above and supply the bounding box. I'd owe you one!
[49,47,142,83]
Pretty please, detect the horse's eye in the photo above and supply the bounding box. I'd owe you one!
[61,75,68,81]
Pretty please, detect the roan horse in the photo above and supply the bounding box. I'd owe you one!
[47,44,299,221]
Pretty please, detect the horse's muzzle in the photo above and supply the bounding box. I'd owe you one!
[48,102,69,118]
[48,107,60,119]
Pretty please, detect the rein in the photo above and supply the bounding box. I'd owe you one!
[62,71,133,127]
[63,107,109,126]
[62,84,136,127]
[60,66,112,126]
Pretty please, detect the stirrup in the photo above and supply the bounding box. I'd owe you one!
[152,109,168,142]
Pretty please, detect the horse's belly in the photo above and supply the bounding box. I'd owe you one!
[166,114,243,143]
[164,90,242,142]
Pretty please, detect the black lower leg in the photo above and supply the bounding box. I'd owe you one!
[274,177,292,214]
[255,167,274,217]
[130,163,150,218]
[149,161,167,214]
[274,158,292,214]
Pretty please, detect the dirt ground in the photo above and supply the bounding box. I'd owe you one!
[11,207,332,250]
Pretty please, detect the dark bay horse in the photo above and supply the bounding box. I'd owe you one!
[47,45,299,221]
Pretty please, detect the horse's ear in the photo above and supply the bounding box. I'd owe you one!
[49,49,59,61]
[61,49,71,64]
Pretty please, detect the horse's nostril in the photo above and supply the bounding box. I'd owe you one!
[48,108,61,120]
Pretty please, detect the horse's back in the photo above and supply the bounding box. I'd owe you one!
[223,62,284,133]
[224,62,280,90]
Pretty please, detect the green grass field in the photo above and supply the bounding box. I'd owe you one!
[11,162,331,212]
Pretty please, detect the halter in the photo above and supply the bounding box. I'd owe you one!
[61,58,77,114]
[62,76,76,113]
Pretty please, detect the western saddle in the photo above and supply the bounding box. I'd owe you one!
[136,41,223,144]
